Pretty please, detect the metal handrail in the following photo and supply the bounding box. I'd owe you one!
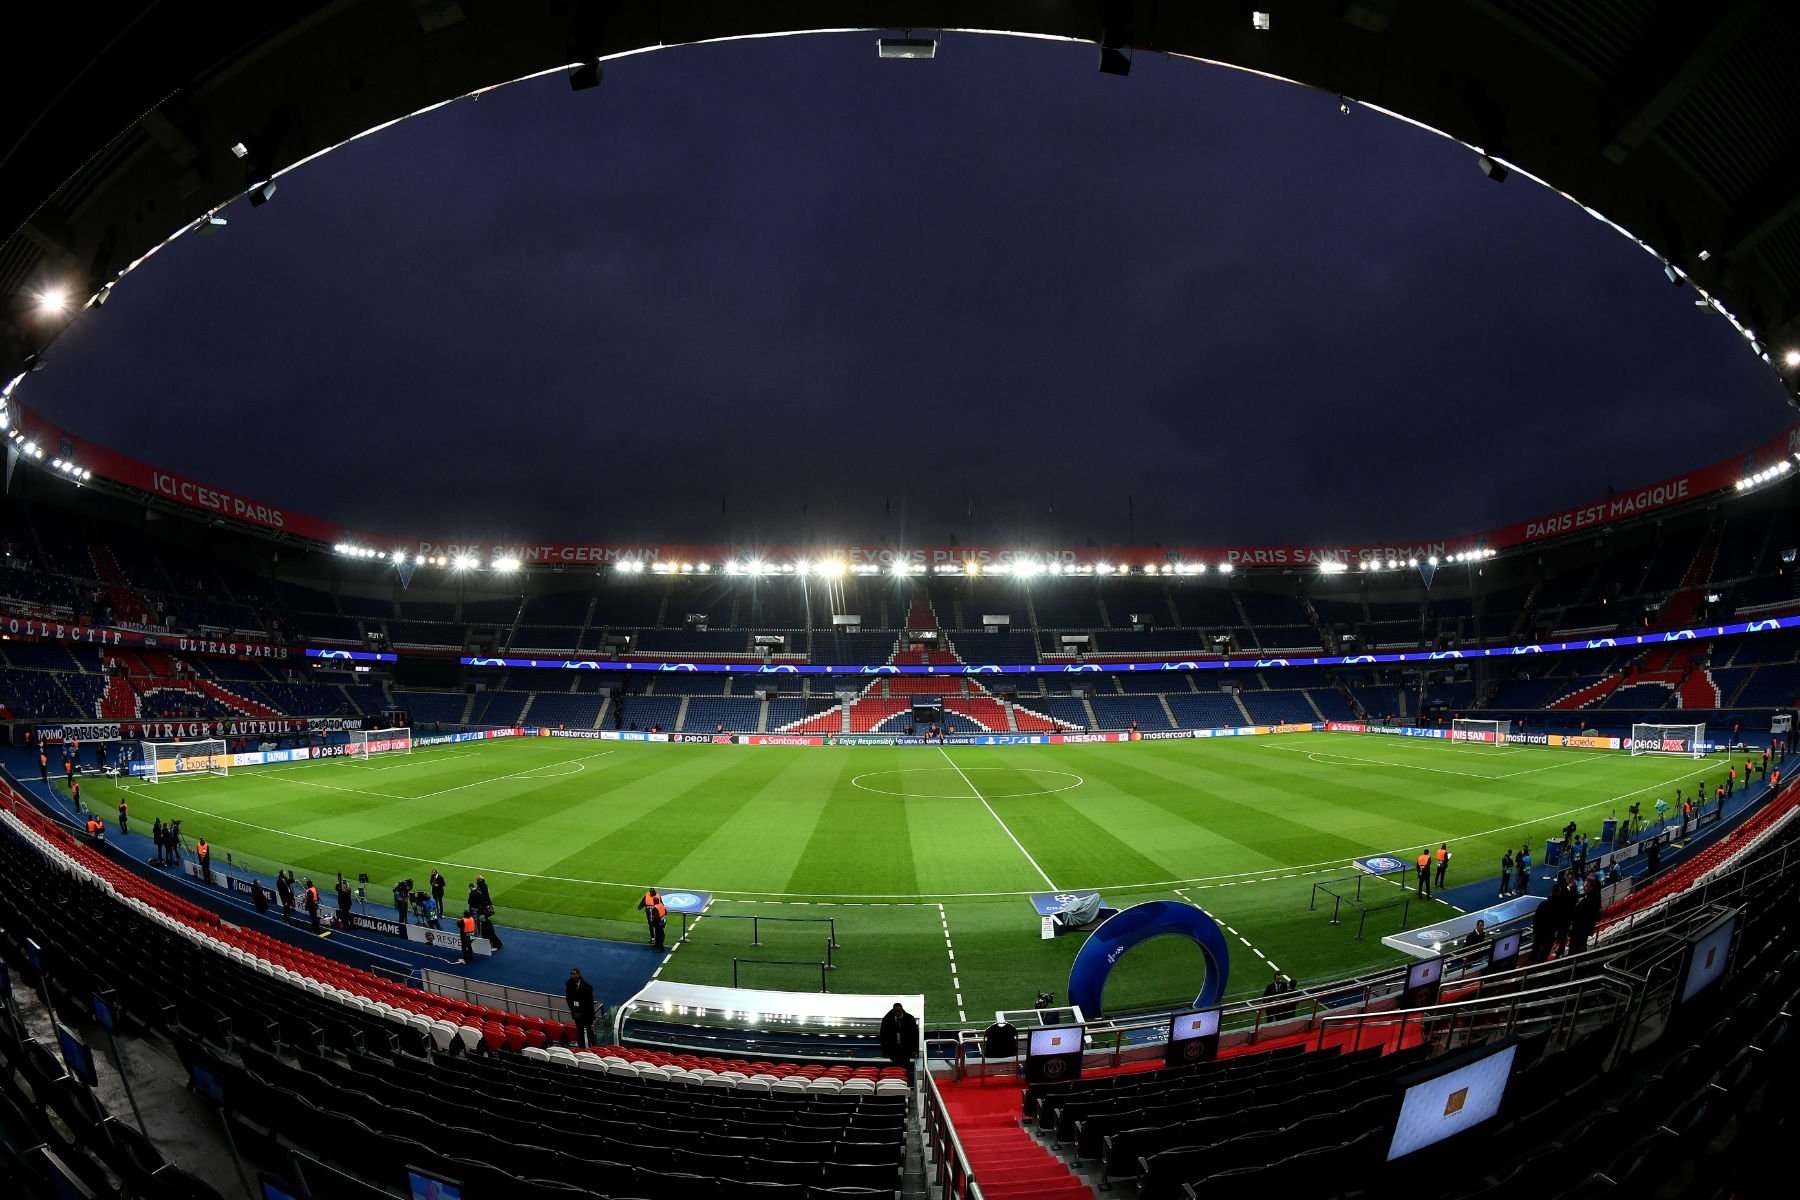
[924,1070,985,1200]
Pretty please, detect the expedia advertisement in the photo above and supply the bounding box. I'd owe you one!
[1552,734,1623,750]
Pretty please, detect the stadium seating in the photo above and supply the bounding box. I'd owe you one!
[0,792,913,1200]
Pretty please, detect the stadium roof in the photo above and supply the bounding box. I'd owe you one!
[4,1,1799,406]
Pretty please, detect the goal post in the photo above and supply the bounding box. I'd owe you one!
[1450,718,1506,746]
[347,727,413,759]
[1630,723,1707,759]
[138,739,229,783]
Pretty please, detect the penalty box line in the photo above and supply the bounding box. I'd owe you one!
[937,748,1058,891]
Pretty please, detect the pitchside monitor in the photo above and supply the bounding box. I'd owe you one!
[56,1025,97,1088]
[1488,932,1522,970]
[1680,910,1739,1004]
[406,1167,464,1200]
[1402,956,1444,1008]
[1028,1026,1084,1057]
[1024,1025,1086,1083]
[1386,1039,1520,1161]
[1165,1008,1222,1065]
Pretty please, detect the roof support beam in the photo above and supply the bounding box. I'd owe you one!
[1601,0,1763,165]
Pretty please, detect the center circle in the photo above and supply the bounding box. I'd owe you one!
[849,767,1084,799]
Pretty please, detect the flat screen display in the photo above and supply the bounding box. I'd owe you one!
[260,1176,307,1200]
[91,992,117,1035]
[406,1168,463,1200]
[1027,1026,1084,1058]
[1680,911,1738,1004]
[56,1025,97,1088]
[1488,932,1521,968]
[1170,1009,1221,1042]
[188,1062,227,1106]
[39,1148,96,1200]
[1407,958,1443,990]
[1386,1040,1519,1161]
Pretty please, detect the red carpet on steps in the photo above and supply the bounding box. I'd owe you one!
[938,1081,1093,1200]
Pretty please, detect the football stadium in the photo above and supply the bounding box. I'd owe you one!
[3,6,1800,1200]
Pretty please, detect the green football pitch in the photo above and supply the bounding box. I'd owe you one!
[99,734,1716,1024]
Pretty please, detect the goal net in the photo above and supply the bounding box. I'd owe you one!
[1451,718,1506,746]
[1630,723,1707,758]
[347,727,413,759]
[138,739,229,783]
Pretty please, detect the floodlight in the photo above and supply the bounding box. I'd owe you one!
[493,556,520,571]
[1786,349,1800,367]
[724,561,740,575]
[1698,249,1712,261]
[1428,555,1439,565]
[34,287,69,315]
[1663,262,1682,286]
[1477,155,1508,183]
[1252,11,1272,31]
[248,180,277,206]
[413,554,426,565]
[1339,97,1352,115]
[230,142,249,159]
[452,554,476,569]
[891,563,908,577]
[1095,563,1112,575]
[1217,563,1234,574]
[1388,559,1398,569]
[1320,561,1347,574]
[1407,558,1418,567]
[965,561,980,576]
[195,215,227,235]
[877,36,937,59]
[747,560,766,576]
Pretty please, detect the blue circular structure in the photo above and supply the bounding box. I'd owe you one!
[1067,900,1231,1017]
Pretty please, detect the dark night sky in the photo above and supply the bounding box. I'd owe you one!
[23,33,1795,549]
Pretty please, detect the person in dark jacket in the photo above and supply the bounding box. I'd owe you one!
[335,873,353,928]
[251,878,270,916]
[151,818,166,866]
[276,871,295,924]
[1570,877,1604,953]
[565,969,597,1047]
[878,1002,920,1081]
[470,876,501,949]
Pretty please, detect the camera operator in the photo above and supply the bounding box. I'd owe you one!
[393,878,414,928]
